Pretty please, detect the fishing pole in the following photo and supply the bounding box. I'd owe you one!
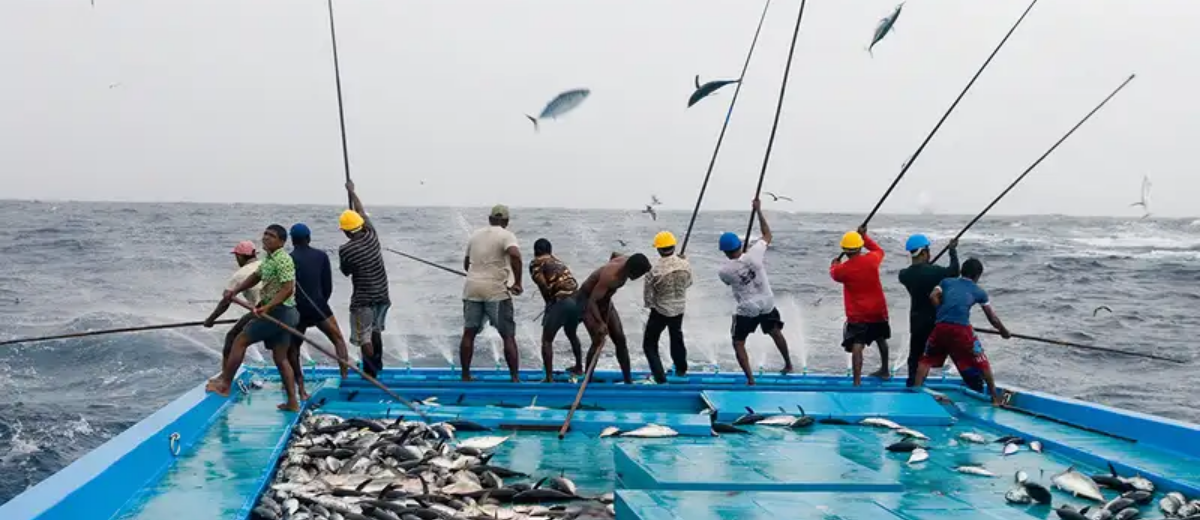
[741,0,808,250]
[975,327,1185,364]
[860,0,1039,228]
[931,73,1136,263]
[0,319,238,347]
[326,0,353,209]
[558,334,609,439]
[679,0,772,256]
[227,296,428,418]
[383,248,467,277]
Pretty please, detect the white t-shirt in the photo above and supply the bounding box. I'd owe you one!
[227,260,263,305]
[463,226,520,302]
[717,240,775,317]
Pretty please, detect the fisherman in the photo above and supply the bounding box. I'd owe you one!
[898,234,959,387]
[338,181,390,379]
[529,238,583,381]
[461,205,523,382]
[289,223,350,398]
[203,241,262,368]
[717,199,794,385]
[830,226,890,387]
[642,231,692,383]
[206,225,302,412]
[577,253,652,385]
[912,258,1011,405]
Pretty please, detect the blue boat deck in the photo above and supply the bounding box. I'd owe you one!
[5,368,1200,520]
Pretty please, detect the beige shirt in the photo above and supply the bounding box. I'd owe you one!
[463,226,519,302]
[644,255,692,317]
[227,260,262,305]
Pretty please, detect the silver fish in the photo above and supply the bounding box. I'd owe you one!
[1052,466,1105,502]
[860,417,903,429]
[959,432,987,444]
[599,426,621,438]
[620,424,679,438]
[1003,443,1020,456]
[526,89,591,132]
[757,415,799,426]
[868,2,904,57]
[1030,440,1043,453]
[687,76,741,108]
[1005,485,1032,504]
[956,466,996,477]
[896,427,929,440]
[1015,470,1029,484]
[458,435,510,451]
[907,448,929,464]
[283,498,299,515]
[1160,493,1183,516]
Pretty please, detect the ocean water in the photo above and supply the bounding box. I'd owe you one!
[0,200,1197,503]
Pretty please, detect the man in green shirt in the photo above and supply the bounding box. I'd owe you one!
[206,224,302,412]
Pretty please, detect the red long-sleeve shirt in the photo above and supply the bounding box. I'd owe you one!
[830,235,889,323]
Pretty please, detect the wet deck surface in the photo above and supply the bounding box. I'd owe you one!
[703,390,954,425]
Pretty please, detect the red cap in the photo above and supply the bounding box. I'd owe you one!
[231,241,256,256]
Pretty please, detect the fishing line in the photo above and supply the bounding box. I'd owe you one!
[975,327,1183,364]
[860,0,1039,228]
[0,319,238,347]
[679,0,772,255]
[742,0,808,249]
[931,73,1136,262]
[384,248,467,277]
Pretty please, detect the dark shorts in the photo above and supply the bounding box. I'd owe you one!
[842,321,891,351]
[464,299,516,337]
[242,306,300,350]
[731,308,784,342]
[543,297,582,337]
[921,323,991,386]
[350,304,389,346]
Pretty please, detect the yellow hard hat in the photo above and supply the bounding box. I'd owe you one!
[840,231,864,250]
[339,209,365,232]
[653,231,677,249]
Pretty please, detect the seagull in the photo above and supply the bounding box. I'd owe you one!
[1092,305,1113,317]
[763,191,793,202]
[108,82,122,89]
[616,239,628,247]
[1130,175,1151,218]
[642,205,657,221]
[650,195,662,206]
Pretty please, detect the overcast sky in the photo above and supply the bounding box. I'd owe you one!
[0,0,1193,217]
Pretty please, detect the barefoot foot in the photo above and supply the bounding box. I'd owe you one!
[277,402,300,412]
[205,379,231,397]
[869,368,891,380]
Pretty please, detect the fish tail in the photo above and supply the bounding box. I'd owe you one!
[525,114,539,132]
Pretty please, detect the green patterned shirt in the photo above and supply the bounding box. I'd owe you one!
[258,248,296,307]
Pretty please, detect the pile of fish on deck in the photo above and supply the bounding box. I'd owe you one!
[251,411,614,520]
[712,408,1200,520]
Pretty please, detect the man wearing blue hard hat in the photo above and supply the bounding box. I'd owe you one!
[716,199,794,385]
[290,223,350,396]
[897,233,958,387]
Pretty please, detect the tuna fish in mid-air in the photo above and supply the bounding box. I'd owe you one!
[868,3,904,57]
[1052,466,1106,502]
[687,75,741,107]
[526,89,591,132]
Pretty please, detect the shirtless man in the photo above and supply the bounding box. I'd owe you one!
[576,253,652,384]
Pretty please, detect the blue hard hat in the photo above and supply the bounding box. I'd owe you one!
[905,234,931,252]
[290,223,312,240]
[718,232,742,252]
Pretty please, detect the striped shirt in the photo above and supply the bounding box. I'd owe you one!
[338,220,390,308]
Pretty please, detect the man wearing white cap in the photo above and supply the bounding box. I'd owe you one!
[204,240,262,368]
[460,204,523,382]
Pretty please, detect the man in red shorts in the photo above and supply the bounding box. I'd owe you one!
[911,258,1011,405]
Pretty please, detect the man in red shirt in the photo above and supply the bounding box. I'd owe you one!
[830,225,891,386]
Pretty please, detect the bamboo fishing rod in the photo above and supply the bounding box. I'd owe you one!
[326,0,353,209]
[679,0,772,256]
[227,296,428,418]
[975,327,1185,364]
[860,0,1039,228]
[0,319,238,347]
[931,73,1137,263]
[384,248,467,277]
[741,0,808,250]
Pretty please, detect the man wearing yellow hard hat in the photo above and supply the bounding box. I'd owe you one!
[460,204,523,382]
[830,225,890,387]
[642,231,692,383]
[337,181,390,378]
